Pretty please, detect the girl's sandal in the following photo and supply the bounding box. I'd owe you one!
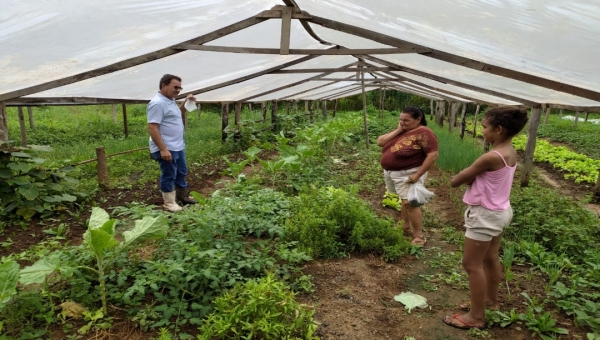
[411,237,427,246]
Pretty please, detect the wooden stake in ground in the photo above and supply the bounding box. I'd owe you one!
[584,111,589,123]
[521,107,542,187]
[234,102,241,125]
[459,103,468,140]
[122,104,129,138]
[294,101,298,115]
[361,70,369,149]
[27,107,34,129]
[221,103,228,142]
[96,146,109,188]
[436,101,445,127]
[305,101,309,114]
[309,100,315,123]
[17,107,27,147]
[112,104,117,124]
[472,104,481,138]
[574,111,580,127]
[543,107,551,124]
[322,100,327,119]
[261,102,266,122]
[559,109,563,119]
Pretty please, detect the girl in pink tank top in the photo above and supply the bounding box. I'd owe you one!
[443,106,529,330]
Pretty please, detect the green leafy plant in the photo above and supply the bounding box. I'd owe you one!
[382,191,401,211]
[0,143,83,221]
[198,274,318,340]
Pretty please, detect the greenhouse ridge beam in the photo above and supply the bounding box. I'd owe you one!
[272,67,394,73]
[176,53,324,100]
[239,61,360,101]
[5,97,148,106]
[277,75,356,100]
[306,15,600,102]
[299,84,358,100]
[175,45,424,55]
[361,55,540,107]
[370,82,466,103]
[0,13,274,103]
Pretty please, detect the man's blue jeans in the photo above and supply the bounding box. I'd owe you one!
[151,150,189,193]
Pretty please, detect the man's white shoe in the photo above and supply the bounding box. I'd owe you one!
[162,191,183,212]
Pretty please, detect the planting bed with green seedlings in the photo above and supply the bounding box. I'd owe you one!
[537,113,600,159]
[1,102,599,340]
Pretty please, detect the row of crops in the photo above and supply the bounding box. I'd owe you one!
[1,107,599,339]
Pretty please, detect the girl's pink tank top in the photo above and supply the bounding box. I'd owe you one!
[463,151,516,211]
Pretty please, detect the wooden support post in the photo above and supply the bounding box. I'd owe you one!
[272,100,279,132]
[559,109,563,119]
[294,101,298,115]
[449,102,457,132]
[333,99,338,117]
[544,107,551,125]
[472,104,481,138]
[261,102,266,122]
[248,103,252,112]
[280,6,292,55]
[112,104,117,124]
[122,104,129,138]
[361,71,369,149]
[27,107,34,129]
[382,87,386,114]
[0,102,8,141]
[17,107,27,147]
[96,146,109,188]
[310,100,315,123]
[521,107,543,187]
[286,101,290,115]
[574,111,580,127]
[430,99,434,120]
[197,103,201,117]
[305,101,309,114]
[584,111,589,123]
[459,103,468,140]
[436,101,445,127]
[221,103,228,142]
[322,100,327,119]
[234,101,241,125]
[0,101,7,141]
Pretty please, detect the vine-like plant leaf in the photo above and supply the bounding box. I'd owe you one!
[121,216,168,249]
[0,260,20,311]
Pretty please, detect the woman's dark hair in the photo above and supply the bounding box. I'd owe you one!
[483,106,528,137]
[159,74,182,89]
[402,106,427,126]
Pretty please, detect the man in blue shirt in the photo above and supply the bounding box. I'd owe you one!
[148,74,197,212]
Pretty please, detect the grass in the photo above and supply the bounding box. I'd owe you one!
[429,123,483,173]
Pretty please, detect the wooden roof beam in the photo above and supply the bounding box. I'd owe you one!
[306,14,600,102]
[277,75,356,100]
[173,45,423,55]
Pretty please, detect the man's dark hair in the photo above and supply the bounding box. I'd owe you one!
[483,106,528,137]
[159,74,182,90]
[402,106,427,126]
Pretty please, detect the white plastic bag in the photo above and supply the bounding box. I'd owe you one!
[407,183,434,207]
[184,98,197,112]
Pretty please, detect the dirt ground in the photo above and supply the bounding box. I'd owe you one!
[1,157,597,339]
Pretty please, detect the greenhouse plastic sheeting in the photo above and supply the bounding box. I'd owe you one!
[299,0,600,93]
[1,0,599,106]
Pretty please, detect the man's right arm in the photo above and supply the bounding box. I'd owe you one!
[148,123,172,161]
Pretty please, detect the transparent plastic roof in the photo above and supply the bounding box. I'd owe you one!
[1,0,599,107]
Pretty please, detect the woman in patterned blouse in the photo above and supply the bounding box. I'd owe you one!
[377,107,439,246]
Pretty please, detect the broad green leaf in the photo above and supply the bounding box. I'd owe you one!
[10,152,32,158]
[244,146,262,159]
[19,255,61,285]
[88,207,110,229]
[28,169,47,178]
[0,169,11,178]
[121,216,168,249]
[59,193,77,202]
[46,183,64,191]
[7,162,30,173]
[83,229,119,262]
[0,260,20,310]
[43,195,63,203]
[99,219,117,236]
[13,178,30,185]
[18,185,40,201]
[394,292,428,313]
